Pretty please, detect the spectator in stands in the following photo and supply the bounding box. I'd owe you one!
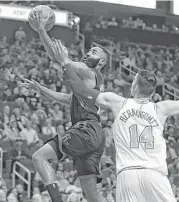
[84,22,93,32]
[67,192,79,202]
[2,88,13,102]
[12,108,25,132]
[108,17,118,27]
[35,102,47,126]
[113,73,130,88]
[0,187,6,202]
[6,187,18,202]
[0,36,8,49]
[20,119,39,146]
[2,105,10,126]
[133,17,145,29]
[32,193,42,202]
[65,178,82,195]
[7,138,30,173]
[30,114,40,135]
[41,191,51,202]
[106,192,115,202]
[20,102,30,118]
[42,119,56,138]
[155,70,164,96]
[162,24,169,32]
[15,184,26,202]
[4,120,20,141]
[152,93,162,103]
[103,127,115,163]
[123,52,136,68]
[126,16,134,27]
[29,97,38,111]
[175,187,179,201]
[32,187,42,202]
[56,171,69,193]
[50,103,63,126]
[15,26,26,42]
[168,158,179,177]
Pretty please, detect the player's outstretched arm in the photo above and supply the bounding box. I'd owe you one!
[37,28,56,61]
[19,79,71,107]
[157,100,179,118]
[30,12,69,62]
[29,12,56,60]
[63,63,125,111]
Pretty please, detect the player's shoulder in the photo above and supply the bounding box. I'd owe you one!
[72,61,94,81]
[156,100,171,110]
[74,62,94,77]
[155,100,174,118]
[73,62,89,69]
[103,92,125,109]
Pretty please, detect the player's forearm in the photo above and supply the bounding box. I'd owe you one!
[37,28,55,60]
[63,63,100,104]
[40,85,71,106]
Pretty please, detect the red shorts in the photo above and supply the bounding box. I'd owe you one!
[48,120,105,181]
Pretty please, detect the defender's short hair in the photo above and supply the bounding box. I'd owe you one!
[137,70,157,96]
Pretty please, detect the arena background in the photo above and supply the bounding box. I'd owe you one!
[0,0,179,201]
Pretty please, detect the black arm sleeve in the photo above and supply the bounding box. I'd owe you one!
[63,63,100,104]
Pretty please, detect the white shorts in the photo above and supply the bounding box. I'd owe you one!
[116,169,176,202]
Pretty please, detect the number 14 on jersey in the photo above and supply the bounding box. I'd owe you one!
[129,124,154,149]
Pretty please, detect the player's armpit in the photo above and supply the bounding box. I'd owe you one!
[157,100,179,117]
[95,92,125,110]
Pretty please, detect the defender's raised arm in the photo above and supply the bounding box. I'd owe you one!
[157,100,179,118]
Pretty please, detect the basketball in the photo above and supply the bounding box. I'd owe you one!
[28,5,56,31]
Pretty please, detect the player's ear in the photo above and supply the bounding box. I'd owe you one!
[98,58,105,67]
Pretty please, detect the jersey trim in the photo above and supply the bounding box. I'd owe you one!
[154,103,158,114]
[117,166,145,176]
[117,166,167,177]
[90,68,98,89]
[154,103,156,111]
[122,98,128,108]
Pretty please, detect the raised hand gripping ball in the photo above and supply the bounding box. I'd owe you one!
[28,5,55,31]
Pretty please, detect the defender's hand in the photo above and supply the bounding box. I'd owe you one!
[19,79,41,93]
[52,39,70,66]
[29,11,49,31]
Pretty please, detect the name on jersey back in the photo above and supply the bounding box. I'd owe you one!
[119,108,159,126]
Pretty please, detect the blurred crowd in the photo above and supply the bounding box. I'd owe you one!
[84,15,179,34]
[0,2,179,202]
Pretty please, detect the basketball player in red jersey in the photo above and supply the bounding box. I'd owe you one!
[21,12,108,202]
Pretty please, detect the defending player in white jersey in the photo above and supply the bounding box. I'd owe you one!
[53,45,176,202]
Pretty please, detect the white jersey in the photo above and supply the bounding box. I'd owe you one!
[112,98,168,176]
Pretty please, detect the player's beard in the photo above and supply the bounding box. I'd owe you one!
[83,58,100,69]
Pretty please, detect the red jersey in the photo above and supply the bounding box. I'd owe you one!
[70,68,103,126]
